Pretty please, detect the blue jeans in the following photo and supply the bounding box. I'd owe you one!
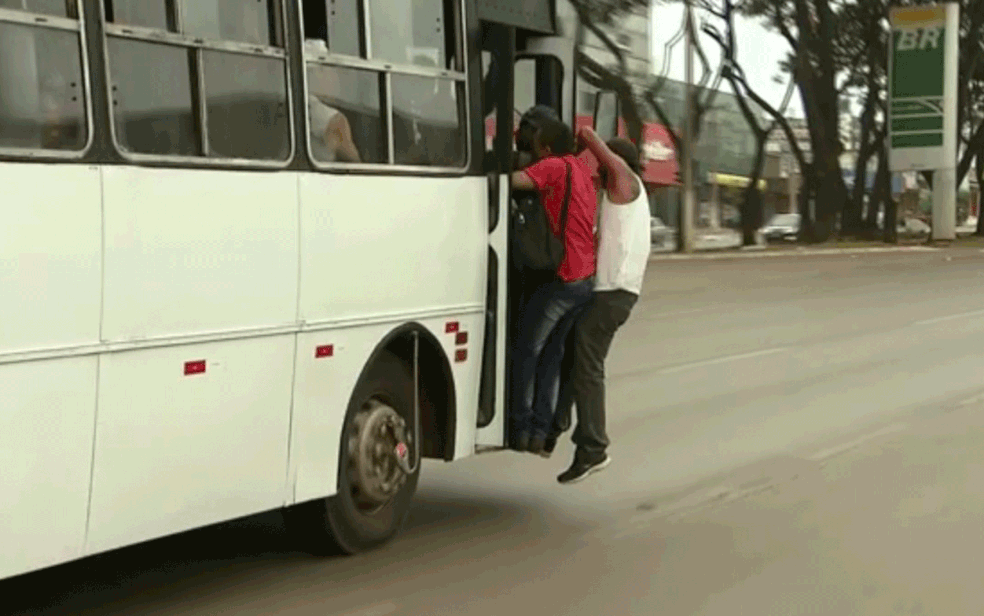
[511,277,594,440]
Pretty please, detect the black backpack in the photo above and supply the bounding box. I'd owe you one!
[511,160,572,273]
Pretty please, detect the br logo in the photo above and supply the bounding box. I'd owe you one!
[896,27,944,51]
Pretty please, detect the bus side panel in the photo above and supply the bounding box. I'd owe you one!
[296,175,486,325]
[290,327,382,505]
[85,336,295,556]
[439,312,485,460]
[290,314,485,504]
[100,167,300,341]
[0,164,101,353]
[0,357,98,580]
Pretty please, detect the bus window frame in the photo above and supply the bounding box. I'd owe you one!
[299,0,471,175]
[0,3,96,161]
[98,0,296,169]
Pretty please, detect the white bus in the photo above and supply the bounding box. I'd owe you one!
[0,0,586,580]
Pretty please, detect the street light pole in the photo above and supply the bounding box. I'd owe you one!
[681,0,696,253]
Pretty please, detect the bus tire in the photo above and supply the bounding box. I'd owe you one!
[285,350,420,556]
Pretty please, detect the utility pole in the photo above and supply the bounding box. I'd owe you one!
[680,0,696,253]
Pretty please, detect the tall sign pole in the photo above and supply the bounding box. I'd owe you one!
[681,0,696,253]
[888,2,960,242]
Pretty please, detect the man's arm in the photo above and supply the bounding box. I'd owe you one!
[511,170,537,191]
[327,113,361,163]
[578,127,639,204]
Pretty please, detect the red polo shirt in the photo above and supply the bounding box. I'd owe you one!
[524,154,598,282]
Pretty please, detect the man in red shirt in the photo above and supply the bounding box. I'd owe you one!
[509,118,598,454]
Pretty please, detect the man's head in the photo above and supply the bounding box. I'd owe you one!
[531,117,575,161]
[517,104,560,153]
[598,137,642,186]
[607,138,642,173]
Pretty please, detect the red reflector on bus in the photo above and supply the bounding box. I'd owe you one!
[445,321,459,333]
[455,332,468,346]
[455,349,467,363]
[184,360,206,376]
[316,344,334,358]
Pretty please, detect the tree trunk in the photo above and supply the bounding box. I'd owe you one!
[873,145,898,244]
[975,153,984,236]
[799,163,816,242]
[740,137,768,246]
[845,103,878,238]
[864,192,881,239]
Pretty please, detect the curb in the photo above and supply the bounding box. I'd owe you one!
[650,245,940,261]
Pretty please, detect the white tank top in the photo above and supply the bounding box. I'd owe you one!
[308,94,340,162]
[594,173,650,295]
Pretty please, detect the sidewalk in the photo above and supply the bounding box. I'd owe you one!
[610,399,984,615]
[650,243,939,261]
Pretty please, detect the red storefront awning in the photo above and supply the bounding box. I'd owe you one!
[484,114,679,187]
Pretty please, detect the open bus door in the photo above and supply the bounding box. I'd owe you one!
[475,18,573,451]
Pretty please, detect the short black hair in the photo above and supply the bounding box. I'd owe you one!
[535,118,575,156]
[607,138,642,174]
[520,104,560,128]
[517,105,561,153]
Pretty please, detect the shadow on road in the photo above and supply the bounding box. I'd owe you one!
[0,488,569,615]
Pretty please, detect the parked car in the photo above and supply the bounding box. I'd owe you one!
[761,213,801,241]
[651,217,675,248]
[897,217,931,236]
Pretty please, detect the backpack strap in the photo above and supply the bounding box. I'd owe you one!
[558,159,573,237]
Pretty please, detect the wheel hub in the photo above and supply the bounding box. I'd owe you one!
[348,398,412,511]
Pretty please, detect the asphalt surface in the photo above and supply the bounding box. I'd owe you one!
[7,246,984,615]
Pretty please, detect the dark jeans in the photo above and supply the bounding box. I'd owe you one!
[511,277,594,441]
[555,290,638,457]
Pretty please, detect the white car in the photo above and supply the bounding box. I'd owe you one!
[651,217,675,248]
[897,217,931,236]
[761,213,801,241]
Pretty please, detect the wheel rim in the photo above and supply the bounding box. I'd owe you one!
[347,397,412,515]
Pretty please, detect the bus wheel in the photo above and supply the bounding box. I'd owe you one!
[286,351,420,555]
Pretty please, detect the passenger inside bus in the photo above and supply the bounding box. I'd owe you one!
[306,41,361,163]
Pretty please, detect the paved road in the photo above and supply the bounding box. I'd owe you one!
[8,247,984,615]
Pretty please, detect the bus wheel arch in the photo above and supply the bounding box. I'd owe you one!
[285,323,456,555]
[380,324,457,462]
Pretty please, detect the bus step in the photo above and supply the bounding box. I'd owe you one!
[475,444,509,455]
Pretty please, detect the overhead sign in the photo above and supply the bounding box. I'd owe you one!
[708,172,766,191]
[888,4,959,172]
[642,140,674,163]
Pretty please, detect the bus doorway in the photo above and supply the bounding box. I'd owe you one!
[475,18,572,451]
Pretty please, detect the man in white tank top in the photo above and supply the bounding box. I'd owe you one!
[555,127,651,484]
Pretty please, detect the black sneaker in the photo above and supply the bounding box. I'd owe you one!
[527,434,547,456]
[557,454,611,484]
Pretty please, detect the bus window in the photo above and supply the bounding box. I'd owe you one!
[301,0,467,169]
[104,0,291,163]
[203,52,290,161]
[326,0,362,57]
[307,63,385,164]
[107,39,198,157]
[368,0,457,70]
[104,0,170,30]
[0,0,71,16]
[0,5,87,153]
[179,0,275,47]
[594,91,618,141]
[392,74,465,167]
[513,58,536,114]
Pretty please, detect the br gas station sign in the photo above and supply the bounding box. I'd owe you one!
[888,3,959,240]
